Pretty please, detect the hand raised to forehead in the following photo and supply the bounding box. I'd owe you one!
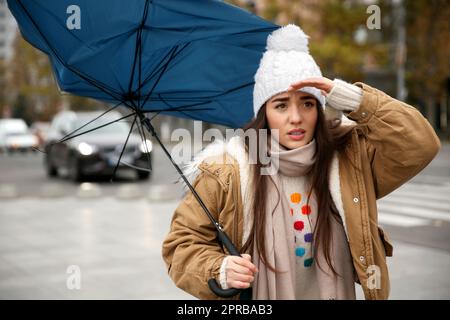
[288,77,334,96]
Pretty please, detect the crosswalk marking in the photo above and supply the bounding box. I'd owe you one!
[376,180,450,228]
[388,182,450,202]
[377,213,430,228]
[378,202,450,222]
[409,174,450,186]
[380,196,450,213]
[387,191,450,204]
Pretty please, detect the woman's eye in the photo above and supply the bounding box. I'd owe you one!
[275,104,287,109]
[304,101,314,108]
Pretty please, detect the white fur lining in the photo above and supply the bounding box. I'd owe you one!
[219,256,230,289]
[329,153,349,241]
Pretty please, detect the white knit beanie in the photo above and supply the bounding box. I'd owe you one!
[253,24,326,117]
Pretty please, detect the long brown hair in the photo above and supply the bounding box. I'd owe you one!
[240,101,353,276]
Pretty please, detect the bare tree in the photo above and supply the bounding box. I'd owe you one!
[405,0,450,131]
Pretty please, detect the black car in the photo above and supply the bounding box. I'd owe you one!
[44,110,152,181]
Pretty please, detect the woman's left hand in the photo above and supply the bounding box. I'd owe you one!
[288,77,334,96]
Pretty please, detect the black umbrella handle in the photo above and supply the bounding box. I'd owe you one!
[208,228,243,298]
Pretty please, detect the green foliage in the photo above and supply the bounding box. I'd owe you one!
[254,0,391,81]
[404,0,450,100]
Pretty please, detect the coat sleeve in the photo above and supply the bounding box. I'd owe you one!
[161,169,230,300]
[347,83,441,199]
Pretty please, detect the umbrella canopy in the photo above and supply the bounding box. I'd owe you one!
[8,0,278,128]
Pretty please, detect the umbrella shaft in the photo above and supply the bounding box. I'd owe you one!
[138,114,235,245]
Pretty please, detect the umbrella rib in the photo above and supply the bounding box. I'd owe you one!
[58,102,123,144]
[138,79,254,104]
[138,44,184,109]
[142,105,214,113]
[116,159,152,173]
[110,113,138,182]
[33,102,129,154]
[128,0,151,105]
[132,12,198,97]
[138,1,149,110]
[156,94,213,120]
[58,112,136,144]
[136,116,152,173]
[148,111,161,122]
[133,42,190,99]
[151,106,214,113]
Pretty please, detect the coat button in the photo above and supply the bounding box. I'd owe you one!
[359,255,365,262]
[353,197,359,203]
[361,112,367,118]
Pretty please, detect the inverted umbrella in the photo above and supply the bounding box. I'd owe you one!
[8,0,278,298]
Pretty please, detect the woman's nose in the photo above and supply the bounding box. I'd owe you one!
[289,106,303,124]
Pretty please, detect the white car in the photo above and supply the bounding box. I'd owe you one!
[0,119,39,152]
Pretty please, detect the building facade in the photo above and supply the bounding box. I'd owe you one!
[0,0,17,61]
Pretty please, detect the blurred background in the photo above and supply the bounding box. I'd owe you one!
[0,0,449,299]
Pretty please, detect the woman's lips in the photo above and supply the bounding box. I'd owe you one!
[287,129,306,141]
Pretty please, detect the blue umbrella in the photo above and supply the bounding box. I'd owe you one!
[8,0,278,128]
[8,0,278,298]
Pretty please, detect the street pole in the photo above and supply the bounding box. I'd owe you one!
[395,0,407,101]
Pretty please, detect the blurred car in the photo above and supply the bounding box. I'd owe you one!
[30,121,51,147]
[44,110,153,181]
[0,118,39,153]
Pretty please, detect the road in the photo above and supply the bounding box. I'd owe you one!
[0,142,449,299]
[0,144,184,198]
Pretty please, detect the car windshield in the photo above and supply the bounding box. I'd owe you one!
[73,118,131,135]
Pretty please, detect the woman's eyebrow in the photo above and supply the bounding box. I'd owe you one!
[270,96,289,103]
[270,95,315,103]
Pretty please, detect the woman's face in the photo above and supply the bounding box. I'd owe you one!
[266,91,318,150]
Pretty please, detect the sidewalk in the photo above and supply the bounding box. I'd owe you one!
[0,197,191,299]
[1,196,449,299]
[356,240,450,299]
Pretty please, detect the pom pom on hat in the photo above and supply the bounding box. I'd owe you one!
[266,24,310,53]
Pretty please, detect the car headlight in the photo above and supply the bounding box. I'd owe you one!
[139,139,153,153]
[78,142,96,156]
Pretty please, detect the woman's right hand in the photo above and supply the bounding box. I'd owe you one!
[226,254,258,289]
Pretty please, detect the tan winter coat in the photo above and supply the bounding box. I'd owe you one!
[162,83,441,300]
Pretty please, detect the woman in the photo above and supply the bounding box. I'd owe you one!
[162,24,440,300]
